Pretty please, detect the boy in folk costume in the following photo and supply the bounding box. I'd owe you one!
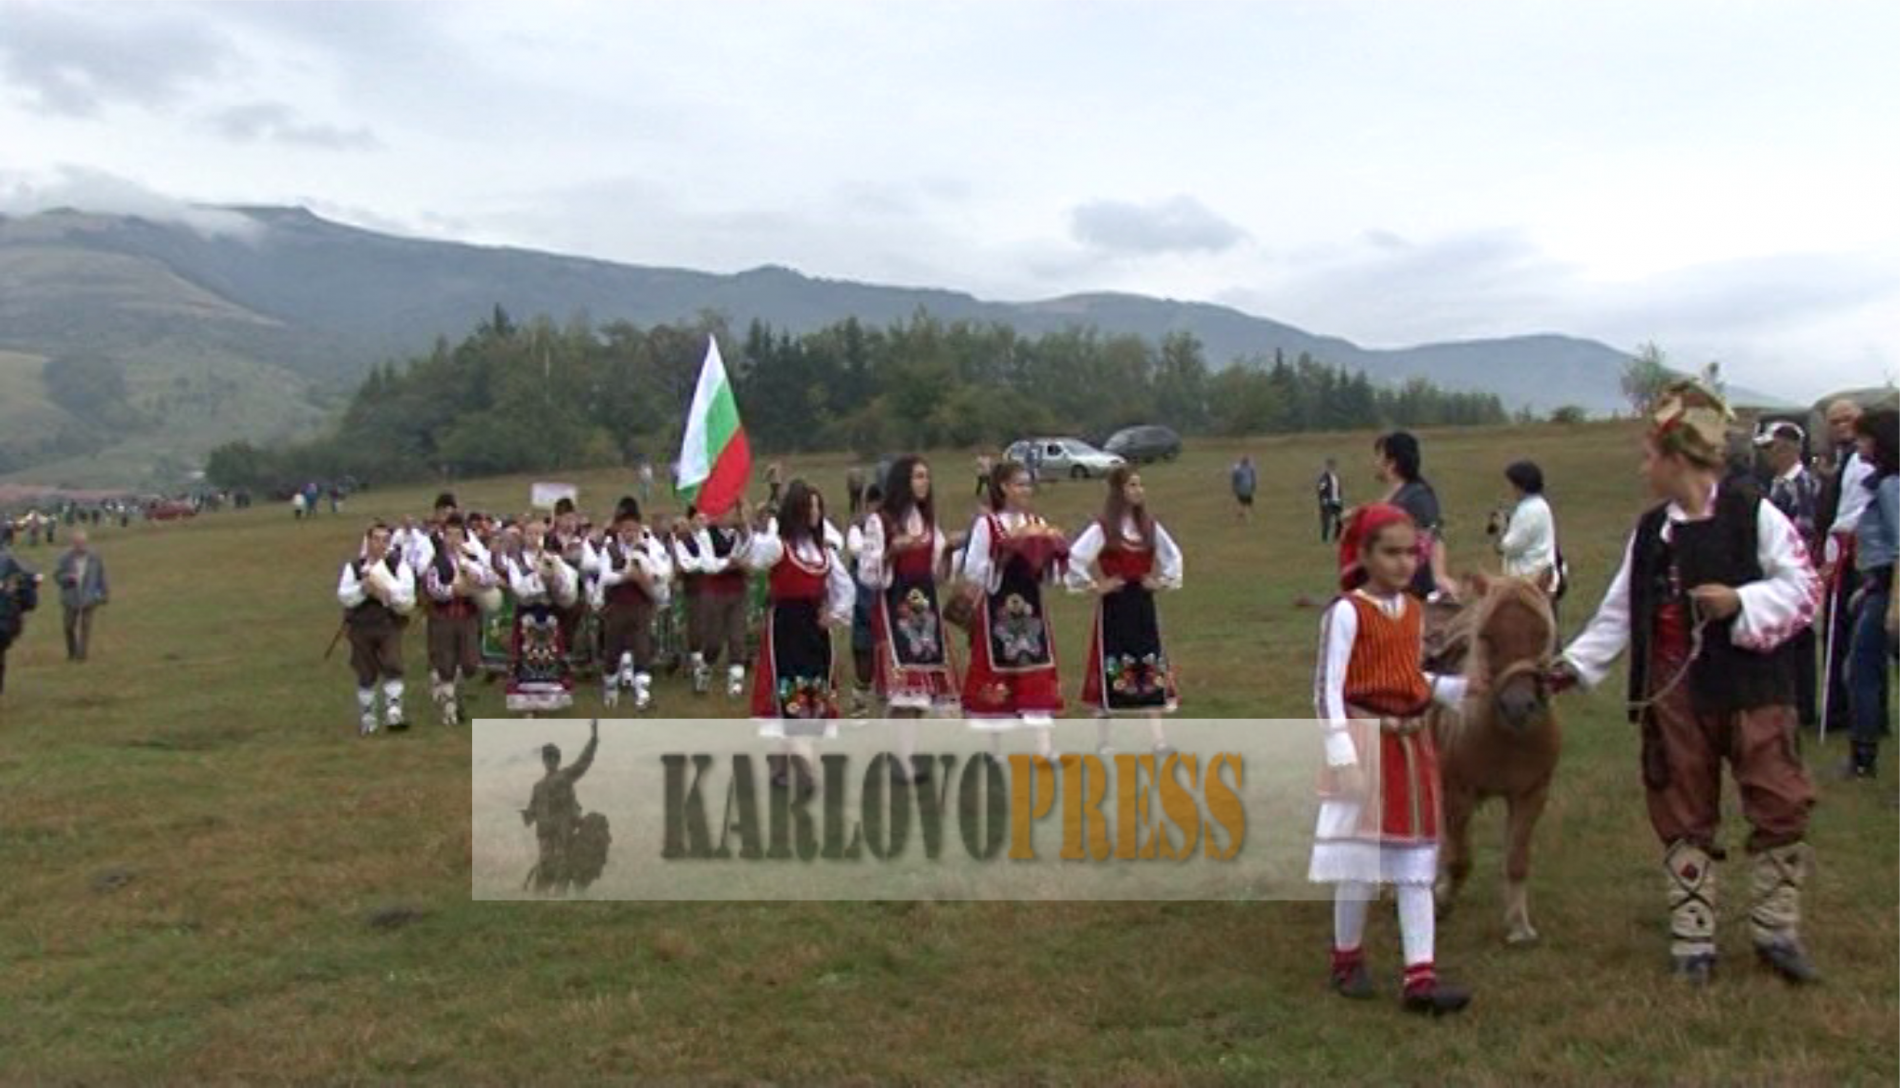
[732,482,855,791]
[1550,381,1821,985]
[1067,467,1183,756]
[1311,504,1476,1014]
[596,499,673,711]
[337,521,418,736]
[676,504,752,698]
[421,514,498,727]
[859,457,961,784]
[505,517,580,714]
[959,461,1068,761]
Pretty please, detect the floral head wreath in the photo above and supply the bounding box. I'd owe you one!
[1649,378,1733,467]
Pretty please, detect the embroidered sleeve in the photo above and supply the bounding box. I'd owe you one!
[858,515,889,589]
[337,562,366,609]
[824,550,856,626]
[1315,599,1359,767]
[1733,500,1821,651]
[424,561,455,603]
[1562,533,1636,689]
[389,562,417,610]
[1153,522,1184,590]
[733,531,785,572]
[1063,523,1105,594]
[962,515,996,590]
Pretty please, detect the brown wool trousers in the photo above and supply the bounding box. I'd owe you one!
[1642,685,1813,854]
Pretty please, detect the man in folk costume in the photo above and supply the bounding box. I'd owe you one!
[731,481,855,792]
[547,498,595,670]
[959,461,1067,760]
[596,499,672,711]
[677,504,751,699]
[336,521,418,736]
[1551,380,1822,986]
[858,456,960,784]
[1066,466,1182,757]
[421,514,497,727]
[505,517,579,714]
[1311,503,1476,1015]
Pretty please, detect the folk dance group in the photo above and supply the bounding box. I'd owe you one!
[336,491,765,732]
[337,377,1854,1015]
[332,460,1187,758]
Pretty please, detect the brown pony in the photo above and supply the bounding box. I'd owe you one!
[1429,573,1561,945]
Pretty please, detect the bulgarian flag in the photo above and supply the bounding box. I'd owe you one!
[675,336,752,518]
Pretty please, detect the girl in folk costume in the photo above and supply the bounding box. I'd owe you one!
[1551,380,1822,985]
[732,482,855,790]
[505,517,580,714]
[421,514,499,727]
[676,504,752,699]
[595,498,673,711]
[336,521,418,736]
[1066,467,1183,756]
[959,461,1068,759]
[845,484,885,717]
[859,457,960,784]
[1310,504,1476,1015]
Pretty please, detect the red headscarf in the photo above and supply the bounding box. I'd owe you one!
[1337,503,1414,591]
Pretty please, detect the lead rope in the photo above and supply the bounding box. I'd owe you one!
[1626,598,1711,716]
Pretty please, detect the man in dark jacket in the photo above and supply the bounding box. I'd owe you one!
[54,530,109,662]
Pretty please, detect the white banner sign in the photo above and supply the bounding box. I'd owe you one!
[529,482,577,510]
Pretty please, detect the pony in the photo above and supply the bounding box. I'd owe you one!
[1429,573,1562,945]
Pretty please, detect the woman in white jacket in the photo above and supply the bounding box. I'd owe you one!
[1495,461,1562,605]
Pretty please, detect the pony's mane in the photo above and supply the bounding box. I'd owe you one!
[1433,576,1557,746]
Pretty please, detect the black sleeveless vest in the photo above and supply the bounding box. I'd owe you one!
[1625,482,1793,720]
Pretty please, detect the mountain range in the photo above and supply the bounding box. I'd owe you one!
[0,205,1791,488]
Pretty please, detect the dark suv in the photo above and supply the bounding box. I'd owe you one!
[1103,425,1182,463]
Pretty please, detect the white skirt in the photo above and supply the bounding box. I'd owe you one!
[966,712,1056,732]
[1306,800,1439,886]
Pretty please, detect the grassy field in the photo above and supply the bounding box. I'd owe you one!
[1,421,1894,1085]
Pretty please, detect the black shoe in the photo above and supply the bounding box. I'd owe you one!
[1756,941,1820,984]
[1672,953,1717,986]
[1331,962,1373,999]
[1401,980,1471,1015]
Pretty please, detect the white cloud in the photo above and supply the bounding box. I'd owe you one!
[0,165,260,239]
[208,101,380,150]
[1070,196,1247,256]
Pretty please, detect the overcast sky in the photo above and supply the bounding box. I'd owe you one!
[3,0,1895,399]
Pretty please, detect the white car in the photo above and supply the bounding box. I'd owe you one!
[1005,437,1126,480]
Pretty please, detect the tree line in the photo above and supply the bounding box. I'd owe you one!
[204,307,1509,490]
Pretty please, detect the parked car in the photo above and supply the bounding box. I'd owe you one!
[1004,437,1126,480]
[1103,424,1183,463]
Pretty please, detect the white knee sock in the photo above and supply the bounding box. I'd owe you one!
[356,687,376,717]
[382,678,404,707]
[894,717,918,766]
[1335,882,1374,950]
[1398,884,1435,967]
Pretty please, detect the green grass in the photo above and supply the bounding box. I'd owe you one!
[0,421,1894,1084]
